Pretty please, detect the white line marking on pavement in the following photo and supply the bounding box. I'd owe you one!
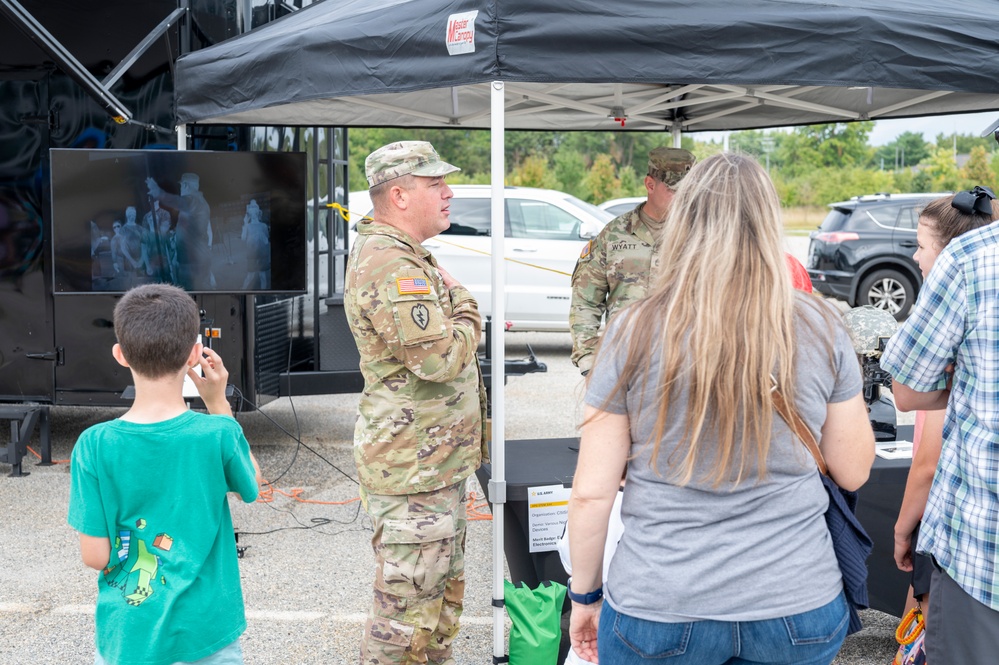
[0,603,94,615]
[0,603,495,626]
[245,610,326,621]
[0,602,37,612]
[453,615,494,625]
[53,604,96,615]
[245,612,493,625]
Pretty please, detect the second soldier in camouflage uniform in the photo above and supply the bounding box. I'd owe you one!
[569,147,696,374]
[344,141,488,665]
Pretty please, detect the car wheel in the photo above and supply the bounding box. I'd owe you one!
[857,269,915,321]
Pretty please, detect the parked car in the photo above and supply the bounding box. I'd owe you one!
[598,196,645,217]
[348,185,614,331]
[806,192,949,320]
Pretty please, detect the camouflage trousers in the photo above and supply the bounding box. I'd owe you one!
[360,480,468,665]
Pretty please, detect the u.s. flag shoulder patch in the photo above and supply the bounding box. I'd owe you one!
[396,276,431,295]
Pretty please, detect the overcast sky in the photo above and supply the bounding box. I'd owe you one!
[697,111,999,147]
[866,111,999,146]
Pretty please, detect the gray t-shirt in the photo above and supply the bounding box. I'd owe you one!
[585,295,862,623]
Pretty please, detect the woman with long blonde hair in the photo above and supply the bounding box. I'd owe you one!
[566,153,875,665]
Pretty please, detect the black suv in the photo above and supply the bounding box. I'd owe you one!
[806,193,949,320]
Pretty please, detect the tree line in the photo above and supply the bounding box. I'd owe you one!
[348,122,999,208]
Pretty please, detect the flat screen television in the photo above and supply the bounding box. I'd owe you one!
[50,149,307,294]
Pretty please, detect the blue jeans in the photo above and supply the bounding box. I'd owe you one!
[597,591,848,665]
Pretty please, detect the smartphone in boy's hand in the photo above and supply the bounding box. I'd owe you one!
[189,346,231,415]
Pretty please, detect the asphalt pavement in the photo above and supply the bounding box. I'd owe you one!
[0,235,904,664]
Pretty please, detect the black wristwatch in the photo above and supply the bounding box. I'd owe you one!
[567,579,603,605]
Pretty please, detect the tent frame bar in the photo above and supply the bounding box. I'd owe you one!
[489,80,508,663]
[102,6,187,88]
[0,0,132,123]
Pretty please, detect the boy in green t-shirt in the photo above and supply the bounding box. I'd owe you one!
[68,283,262,665]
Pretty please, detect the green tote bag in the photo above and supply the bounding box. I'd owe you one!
[504,579,567,665]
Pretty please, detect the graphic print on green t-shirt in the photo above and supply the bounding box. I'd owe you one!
[103,519,174,607]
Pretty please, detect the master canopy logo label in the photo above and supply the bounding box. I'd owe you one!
[446,10,478,55]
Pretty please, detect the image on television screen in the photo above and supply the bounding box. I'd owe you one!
[50,149,307,294]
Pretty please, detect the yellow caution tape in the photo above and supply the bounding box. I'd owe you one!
[327,202,372,223]
[431,237,572,277]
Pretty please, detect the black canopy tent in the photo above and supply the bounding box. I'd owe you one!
[174,1,999,657]
[175,0,999,131]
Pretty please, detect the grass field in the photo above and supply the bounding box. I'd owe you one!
[782,206,827,234]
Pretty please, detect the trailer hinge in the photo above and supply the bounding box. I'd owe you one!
[19,108,59,130]
[25,347,64,365]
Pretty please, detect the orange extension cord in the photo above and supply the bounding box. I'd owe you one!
[256,478,360,506]
[256,479,493,521]
[465,490,493,521]
[27,446,69,464]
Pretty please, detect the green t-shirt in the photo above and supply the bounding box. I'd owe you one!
[68,411,258,665]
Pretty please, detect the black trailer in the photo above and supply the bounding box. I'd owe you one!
[0,0,541,475]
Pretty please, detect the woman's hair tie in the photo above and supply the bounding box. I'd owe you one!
[952,185,996,215]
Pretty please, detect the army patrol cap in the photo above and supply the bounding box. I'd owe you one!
[648,147,696,187]
[365,141,461,188]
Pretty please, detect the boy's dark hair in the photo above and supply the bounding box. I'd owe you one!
[114,284,200,378]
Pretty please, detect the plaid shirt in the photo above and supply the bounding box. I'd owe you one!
[882,222,999,610]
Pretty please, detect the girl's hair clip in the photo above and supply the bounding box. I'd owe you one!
[952,185,997,215]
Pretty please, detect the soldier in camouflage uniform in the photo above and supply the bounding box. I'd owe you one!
[569,147,696,374]
[344,141,488,665]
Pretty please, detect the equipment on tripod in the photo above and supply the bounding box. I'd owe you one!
[843,305,899,441]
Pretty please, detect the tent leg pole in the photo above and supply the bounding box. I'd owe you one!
[671,120,682,148]
[490,79,508,664]
[176,123,187,150]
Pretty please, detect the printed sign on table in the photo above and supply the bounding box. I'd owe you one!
[527,484,572,553]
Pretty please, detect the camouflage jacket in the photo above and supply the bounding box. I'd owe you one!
[344,219,487,495]
[569,203,662,373]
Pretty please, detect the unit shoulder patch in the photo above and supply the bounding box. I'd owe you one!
[411,303,430,330]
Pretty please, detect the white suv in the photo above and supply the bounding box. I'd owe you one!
[598,196,645,217]
[347,185,613,331]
